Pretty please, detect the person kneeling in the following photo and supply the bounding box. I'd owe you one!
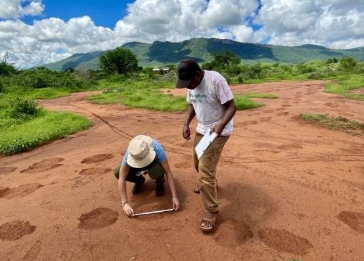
[114,135,180,217]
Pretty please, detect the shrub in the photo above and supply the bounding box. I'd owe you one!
[0,80,4,93]
[340,57,357,70]
[327,58,338,64]
[9,69,92,89]
[6,99,40,119]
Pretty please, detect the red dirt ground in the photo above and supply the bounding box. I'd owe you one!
[1,80,364,261]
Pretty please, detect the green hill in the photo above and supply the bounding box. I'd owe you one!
[42,38,364,71]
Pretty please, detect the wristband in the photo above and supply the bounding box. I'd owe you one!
[122,202,128,207]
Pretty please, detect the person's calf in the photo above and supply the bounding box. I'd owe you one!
[155,177,165,197]
[132,176,145,195]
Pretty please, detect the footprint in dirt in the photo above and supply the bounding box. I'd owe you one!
[259,117,272,123]
[278,144,303,150]
[78,208,119,230]
[81,154,114,164]
[277,112,290,116]
[0,220,36,241]
[22,240,42,261]
[0,166,17,175]
[0,184,43,199]
[258,228,313,255]
[21,158,64,173]
[239,121,258,127]
[174,161,193,169]
[337,211,364,234]
[174,141,193,148]
[254,142,275,148]
[79,167,111,176]
[214,219,253,248]
[325,102,339,108]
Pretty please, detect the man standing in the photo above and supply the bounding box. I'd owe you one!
[176,59,236,232]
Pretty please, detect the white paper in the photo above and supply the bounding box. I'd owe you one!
[195,130,218,159]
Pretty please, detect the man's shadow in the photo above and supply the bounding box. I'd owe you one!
[211,180,277,235]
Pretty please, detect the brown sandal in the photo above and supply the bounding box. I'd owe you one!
[200,213,217,233]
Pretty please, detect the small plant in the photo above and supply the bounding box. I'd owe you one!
[7,98,40,119]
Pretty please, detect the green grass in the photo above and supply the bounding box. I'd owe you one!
[233,95,264,110]
[243,93,278,99]
[89,83,274,111]
[89,90,188,111]
[0,109,92,155]
[324,74,364,100]
[299,113,364,135]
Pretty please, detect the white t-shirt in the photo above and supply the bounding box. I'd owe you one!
[186,70,234,136]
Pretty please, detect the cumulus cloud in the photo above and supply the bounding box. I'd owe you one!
[0,0,44,19]
[255,0,364,47]
[0,0,363,68]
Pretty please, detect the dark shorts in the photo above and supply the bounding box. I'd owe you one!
[114,161,164,181]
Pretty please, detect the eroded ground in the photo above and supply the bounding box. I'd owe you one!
[1,80,364,261]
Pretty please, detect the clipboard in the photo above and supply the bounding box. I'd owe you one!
[195,130,218,159]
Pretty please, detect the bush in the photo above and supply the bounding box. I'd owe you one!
[327,58,338,64]
[9,68,92,89]
[7,99,40,119]
[0,80,4,93]
[340,57,357,70]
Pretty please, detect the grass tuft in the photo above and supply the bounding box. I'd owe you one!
[243,93,278,99]
[299,113,364,135]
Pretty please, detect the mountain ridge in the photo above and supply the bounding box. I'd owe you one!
[42,38,364,71]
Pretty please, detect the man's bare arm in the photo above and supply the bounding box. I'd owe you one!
[211,99,237,135]
[183,104,196,140]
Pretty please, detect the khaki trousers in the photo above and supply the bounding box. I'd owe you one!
[193,134,229,213]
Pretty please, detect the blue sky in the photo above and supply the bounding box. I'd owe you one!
[0,0,363,67]
[22,0,130,28]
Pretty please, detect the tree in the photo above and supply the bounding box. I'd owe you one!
[0,52,17,76]
[210,50,241,69]
[99,48,138,75]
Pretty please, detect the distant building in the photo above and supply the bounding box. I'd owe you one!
[162,67,170,73]
[152,67,170,74]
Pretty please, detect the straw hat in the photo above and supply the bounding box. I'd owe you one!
[127,135,156,168]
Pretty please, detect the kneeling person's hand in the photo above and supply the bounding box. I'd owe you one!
[122,203,134,217]
[172,197,180,211]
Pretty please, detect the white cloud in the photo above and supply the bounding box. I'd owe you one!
[0,0,363,68]
[0,0,44,19]
[255,0,364,47]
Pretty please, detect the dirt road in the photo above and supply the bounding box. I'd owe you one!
[1,80,364,261]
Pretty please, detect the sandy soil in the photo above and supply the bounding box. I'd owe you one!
[1,80,364,261]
